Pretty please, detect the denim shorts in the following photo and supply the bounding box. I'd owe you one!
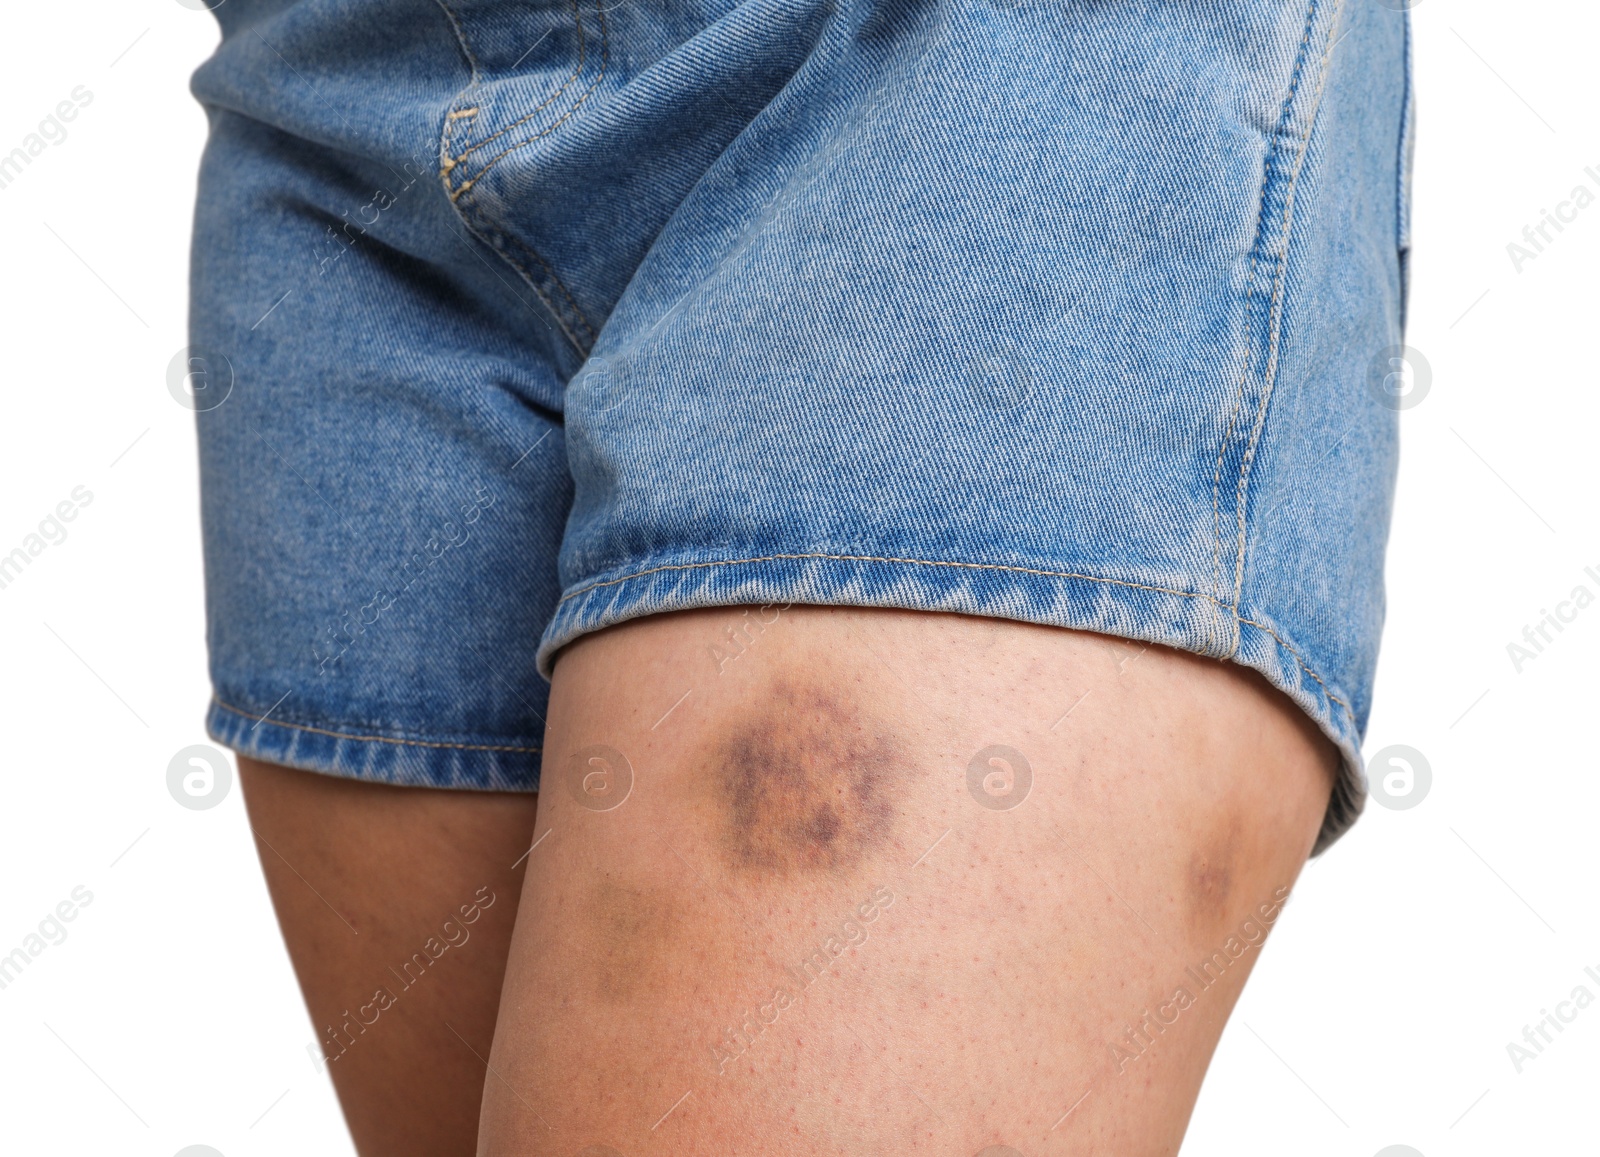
[189,0,1412,852]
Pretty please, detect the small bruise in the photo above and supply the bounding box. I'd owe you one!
[1188,851,1233,916]
[1185,822,1238,930]
[583,876,681,1005]
[713,679,909,877]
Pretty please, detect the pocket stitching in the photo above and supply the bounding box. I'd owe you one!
[451,0,611,200]
[448,0,593,173]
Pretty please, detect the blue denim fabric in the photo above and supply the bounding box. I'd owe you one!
[191,0,1410,850]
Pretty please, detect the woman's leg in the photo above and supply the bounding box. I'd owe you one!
[238,760,538,1155]
[478,606,1335,1155]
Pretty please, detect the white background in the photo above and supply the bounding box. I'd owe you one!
[1,1,1596,1154]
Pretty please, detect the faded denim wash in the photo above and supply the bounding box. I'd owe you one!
[191,0,1412,851]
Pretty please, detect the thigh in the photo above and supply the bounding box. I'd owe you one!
[191,9,575,1148]
[239,759,538,1156]
[478,607,1334,1154]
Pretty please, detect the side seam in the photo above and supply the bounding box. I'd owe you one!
[1230,0,1349,607]
[1208,0,1345,648]
[1396,7,1416,335]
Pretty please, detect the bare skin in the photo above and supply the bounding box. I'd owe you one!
[477,607,1336,1155]
[238,759,538,1156]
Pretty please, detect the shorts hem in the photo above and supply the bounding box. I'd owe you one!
[540,551,1364,853]
[205,696,542,793]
